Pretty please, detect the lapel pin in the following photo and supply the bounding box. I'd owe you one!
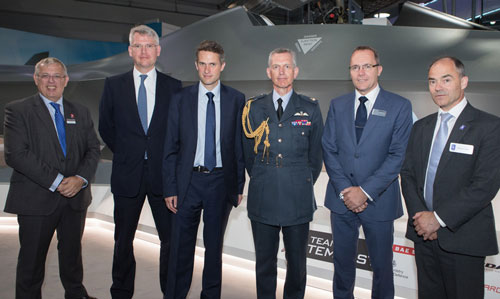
[459,124,465,130]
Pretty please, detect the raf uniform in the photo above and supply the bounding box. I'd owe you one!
[243,91,323,298]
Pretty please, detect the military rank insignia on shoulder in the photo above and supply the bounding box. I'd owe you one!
[298,94,319,104]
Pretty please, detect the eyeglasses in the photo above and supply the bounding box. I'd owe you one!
[37,74,67,81]
[349,64,380,72]
[130,44,158,50]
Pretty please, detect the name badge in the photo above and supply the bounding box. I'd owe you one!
[66,119,76,125]
[449,142,474,155]
[372,109,387,117]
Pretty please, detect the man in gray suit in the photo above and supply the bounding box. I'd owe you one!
[243,48,323,298]
[4,57,100,299]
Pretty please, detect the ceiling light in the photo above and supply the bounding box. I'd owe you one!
[375,13,390,18]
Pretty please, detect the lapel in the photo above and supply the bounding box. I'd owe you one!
[342,92,357,146]
[358,89,388,145]
[124,71,146,135]
[32,94,66,158]
[63,99,76,156]
[421,113,437,175]
[263,93,277,123]
[219,84,228,146]
[148,70,163,134]
[280,92,300,122]
[435,104,474,178]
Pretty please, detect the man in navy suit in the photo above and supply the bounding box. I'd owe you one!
[401,57,500,299]
[99,25,181,298]
[163,40,245,299]
[322,46,413,299]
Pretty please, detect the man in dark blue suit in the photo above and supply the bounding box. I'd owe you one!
[99,25,181,298]
[163,40,245,299]
[322,46,413,299]
[402,57,500,299]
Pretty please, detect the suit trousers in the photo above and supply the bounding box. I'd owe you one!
[111,161,172,299]
[251,220,310,299]
[16,196,88,299]
[331,211,394,299]
[165,170,231,299]
[414,240,485,299]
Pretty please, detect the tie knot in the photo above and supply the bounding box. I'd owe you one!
[50,102,61,111]
[440,113,453,124]
[277,98,283,105]
[206,92,215,101]
[140,74,147,83]
[358,96,368,104]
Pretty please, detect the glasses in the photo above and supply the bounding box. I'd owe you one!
[130,44,158,50]
[37,74,66,81]
[349,64,380,72]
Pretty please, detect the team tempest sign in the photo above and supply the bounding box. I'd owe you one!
[307,230,373,271]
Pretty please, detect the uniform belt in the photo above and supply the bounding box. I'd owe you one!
[193,166,223,173]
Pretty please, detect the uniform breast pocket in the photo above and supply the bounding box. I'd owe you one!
[292,126,311,152]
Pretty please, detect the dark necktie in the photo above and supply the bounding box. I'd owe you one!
[277,98,283,120]
[424,113,453,210]
[204,92,216,171]
[138,74,148,133]
[355,96,368,143]
[50,102,66,156]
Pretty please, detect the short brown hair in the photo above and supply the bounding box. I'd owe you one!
[352,46,380,65]
[196,40,225,63]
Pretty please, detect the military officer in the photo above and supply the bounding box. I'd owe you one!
[243,48,323,299]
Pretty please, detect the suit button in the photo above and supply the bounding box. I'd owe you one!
[306,178,311,182]
[278,138,282,143]
[350,173,354,177]
[278,123,283,128]
[354,154,359,158]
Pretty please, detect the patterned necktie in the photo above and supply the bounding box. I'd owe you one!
[277,98,283,120]
[138,74,148,133]
[204,92,216,171]
[355,96,368,143]
[424,113,453,210]
[50,102,66,156]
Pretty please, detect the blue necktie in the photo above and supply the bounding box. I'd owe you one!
[355,96,368,143]
[50,102,66,156]
[425,113,453,210]
[204,92,216,171]
[138,74,148,133]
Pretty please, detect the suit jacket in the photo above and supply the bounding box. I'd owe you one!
[4,94,100,215]
[322,88,413,221]
[163,83,246,207]
[99,70,181,197]
[243,92,323,226]
[401,103,500,256]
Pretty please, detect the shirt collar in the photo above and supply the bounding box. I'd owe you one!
[273,89,293,106]
[198,81,221,101]
[133,67,157,80]
[40,93,63,107]
[438,97,468,120]
[355,84,380,103]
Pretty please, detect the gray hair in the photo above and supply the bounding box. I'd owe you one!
[268,48,297,67]
[129,25,160,45]
[34,57,67,76]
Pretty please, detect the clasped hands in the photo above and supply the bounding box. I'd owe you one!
[341,186,368,213]
[413,211,439,240]
[57,176,84,198]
